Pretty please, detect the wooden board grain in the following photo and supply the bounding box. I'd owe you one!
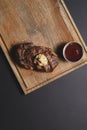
[0,0,87,94]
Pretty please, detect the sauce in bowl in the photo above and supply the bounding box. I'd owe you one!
[63,42,83,62]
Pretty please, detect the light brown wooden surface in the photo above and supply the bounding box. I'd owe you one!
[0,0,87,94]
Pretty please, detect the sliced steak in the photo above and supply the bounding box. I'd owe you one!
[11,43,58,72]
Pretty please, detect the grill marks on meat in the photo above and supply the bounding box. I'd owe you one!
[11,43,58,72]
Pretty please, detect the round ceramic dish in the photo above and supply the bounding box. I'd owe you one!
[63,41,83,62]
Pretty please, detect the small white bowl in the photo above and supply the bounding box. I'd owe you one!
[63,41,83,62]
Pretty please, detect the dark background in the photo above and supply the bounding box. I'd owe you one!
[0,0,87,130]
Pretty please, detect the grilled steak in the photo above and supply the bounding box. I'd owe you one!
[11,43,58,72]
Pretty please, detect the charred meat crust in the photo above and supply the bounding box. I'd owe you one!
[11,43,58,72]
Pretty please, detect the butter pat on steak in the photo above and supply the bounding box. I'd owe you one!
[11,43,59,72]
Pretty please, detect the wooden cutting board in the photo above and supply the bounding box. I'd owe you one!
[0,0,87,94]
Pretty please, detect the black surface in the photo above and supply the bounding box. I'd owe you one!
[0,0,87,130]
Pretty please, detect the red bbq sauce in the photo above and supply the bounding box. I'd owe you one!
[63,42,83,62]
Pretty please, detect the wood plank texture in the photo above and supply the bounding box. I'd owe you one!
[0,0,87,94]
